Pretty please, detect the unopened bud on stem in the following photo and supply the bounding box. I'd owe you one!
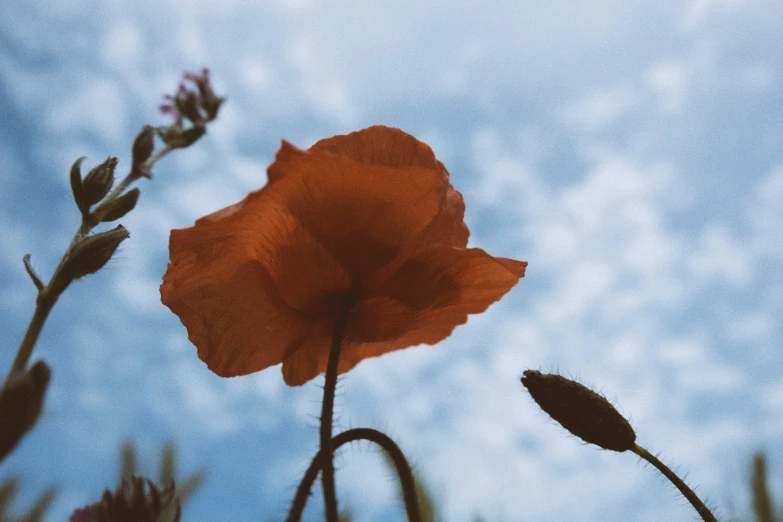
[521,370,636,452]
[131,126,155,179]
[60,225,129,283]
[158,125,206,149]
[0,361,51,462]
[180,91,204,125]
[82,157,117,206]
[101,189,140,222]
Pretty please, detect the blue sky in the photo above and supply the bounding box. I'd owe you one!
[1,0,782,520]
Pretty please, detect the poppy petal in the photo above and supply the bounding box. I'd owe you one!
[417,182,470,248]
[308,125,441,170]
[359,245,527,343]
[264,141,445,285]
[310,126,469,249]
[281,337,330,386]
[280,246,527,384]
[161,249,309,377]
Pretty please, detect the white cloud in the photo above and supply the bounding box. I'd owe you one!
[646,60,691,113]
[688,224,754,287]
[284,33,358,126]
[560,87,638,133]
[739,63,777,93]
[171,363,242,436]
[45,77,128,142]
[681,0,747,28]
[162,175,249,224]
[100,21,145,72]
[658,334,707,365]
[0,218,32,271]
[751,163,783,257]
[236,58,274,93]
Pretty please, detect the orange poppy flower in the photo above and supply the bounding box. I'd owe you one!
[161,126,527,386]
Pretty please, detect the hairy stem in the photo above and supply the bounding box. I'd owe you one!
[287,428,421,522]
[320,298,353,522]
[632,444,718,522]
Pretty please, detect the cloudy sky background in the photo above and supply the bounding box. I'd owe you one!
[1,0,782,520]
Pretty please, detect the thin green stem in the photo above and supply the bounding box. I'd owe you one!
[287,428,421,522]
[632,444,718,522]
[320,297,353,522]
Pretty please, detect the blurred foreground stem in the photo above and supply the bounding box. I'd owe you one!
[632,444,718,522]
[287,428,421,522]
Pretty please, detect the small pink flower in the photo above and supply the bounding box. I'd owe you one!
[159,68,223,124]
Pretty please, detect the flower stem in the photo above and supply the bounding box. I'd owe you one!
[287,428,421,522]
[320,297,353,522]
[6,290,57,382]
[632,444,718,522]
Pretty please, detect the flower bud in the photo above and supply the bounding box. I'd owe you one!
[521,370,636,452]
[131,126,155,179]
[101,189,140,222]
[82,157,118,206]
[61,225,130,282]
[178,91,204,125]
[186,68,224,120]
[0,361,51,462]
[158,125,206,149]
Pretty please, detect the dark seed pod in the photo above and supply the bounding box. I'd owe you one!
[521,370,636,452]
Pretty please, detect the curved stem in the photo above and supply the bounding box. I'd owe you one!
[632,444,718,522]
[320,298,353,522]
[287,428,421,522]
